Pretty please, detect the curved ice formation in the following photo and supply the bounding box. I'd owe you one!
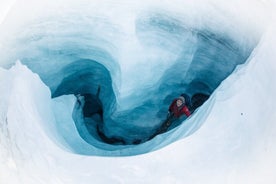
[1,0,276,183]
[0,1,261,154]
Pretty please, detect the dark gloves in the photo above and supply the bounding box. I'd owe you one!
[167,111,173,118]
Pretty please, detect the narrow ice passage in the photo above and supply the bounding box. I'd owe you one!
[0,1,259,154]
[1,0,276,183]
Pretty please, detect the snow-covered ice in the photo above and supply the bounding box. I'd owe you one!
[1,0,276,183]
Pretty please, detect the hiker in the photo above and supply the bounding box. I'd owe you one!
[148,95,192,140]
[168,95,191,119]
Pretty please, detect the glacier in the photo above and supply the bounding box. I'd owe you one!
[1,0,276,183]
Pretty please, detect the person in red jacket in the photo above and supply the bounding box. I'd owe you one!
[148,96,192,140]
[168,96,191,118]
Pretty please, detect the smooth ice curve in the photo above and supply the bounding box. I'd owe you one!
[0,0,263,156]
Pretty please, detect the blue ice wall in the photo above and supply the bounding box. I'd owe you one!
[0,10,259,154]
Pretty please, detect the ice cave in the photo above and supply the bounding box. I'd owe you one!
[1,0,276,183]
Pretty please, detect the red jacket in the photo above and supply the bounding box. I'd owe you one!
[169,99,191,118]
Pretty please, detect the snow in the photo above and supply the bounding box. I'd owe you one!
[1,0,276,183]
